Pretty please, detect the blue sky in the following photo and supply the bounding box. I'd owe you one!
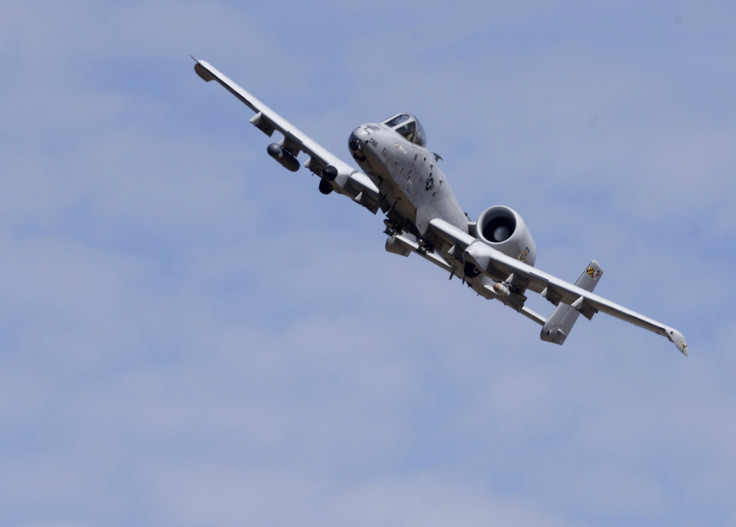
[2,1,735,525]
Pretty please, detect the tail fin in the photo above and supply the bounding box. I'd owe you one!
[540,261,603,345]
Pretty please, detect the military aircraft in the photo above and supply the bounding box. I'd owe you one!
[193,58,688,356]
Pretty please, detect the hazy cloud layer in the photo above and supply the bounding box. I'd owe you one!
[1,2,735,526]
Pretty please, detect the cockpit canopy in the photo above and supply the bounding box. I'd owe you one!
[382,113,427,147]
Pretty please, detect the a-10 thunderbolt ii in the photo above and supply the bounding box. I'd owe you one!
[193,58,688,356]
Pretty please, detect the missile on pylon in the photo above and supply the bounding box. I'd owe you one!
[493,281,510,297]
[267,143,299,172]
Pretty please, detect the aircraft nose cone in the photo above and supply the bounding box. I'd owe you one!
[349,126,369,152]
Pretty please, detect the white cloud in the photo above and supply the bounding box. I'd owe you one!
[1,1,735,526]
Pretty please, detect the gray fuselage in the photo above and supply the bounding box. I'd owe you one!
[348,119,469,240]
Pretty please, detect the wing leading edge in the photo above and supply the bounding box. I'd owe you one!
[429,218,688,355]
[192,57,380,212]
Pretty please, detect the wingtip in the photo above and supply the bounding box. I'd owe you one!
[193,59,215,82]
[666,327,688,357]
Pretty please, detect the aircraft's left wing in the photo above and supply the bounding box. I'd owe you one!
[429,218,688,355]
[192,58,380,212]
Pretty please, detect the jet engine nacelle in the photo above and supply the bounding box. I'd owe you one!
[475,205,537,266]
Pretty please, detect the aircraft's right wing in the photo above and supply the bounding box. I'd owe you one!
[193,58,380,212]
[429,218,688,355]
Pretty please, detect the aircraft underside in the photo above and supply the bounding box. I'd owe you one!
[193,57,688,356]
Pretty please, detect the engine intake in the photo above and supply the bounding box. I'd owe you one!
[476,206,537,266]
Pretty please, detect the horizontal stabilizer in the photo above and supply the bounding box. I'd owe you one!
[541,261,603,345]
